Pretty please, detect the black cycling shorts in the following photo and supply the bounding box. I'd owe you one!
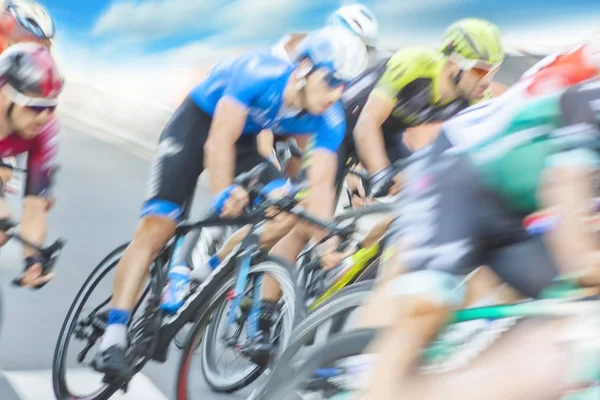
[140,96,283,221]
[385,132,558,299]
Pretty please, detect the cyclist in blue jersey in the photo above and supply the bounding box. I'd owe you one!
[91,26,368,379]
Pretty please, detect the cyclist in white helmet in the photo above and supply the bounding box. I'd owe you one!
[327,3,381,62]
[0,0,54,48]
[271,3,381,66]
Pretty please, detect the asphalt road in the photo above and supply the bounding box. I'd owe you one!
[0,54,540,400]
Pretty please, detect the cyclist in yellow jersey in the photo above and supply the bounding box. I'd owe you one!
[354,18,505,195]
[316,19,506,266]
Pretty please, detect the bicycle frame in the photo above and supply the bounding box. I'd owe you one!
[307,242,381,312]
[423,284,600,365]
[150,213,263,362]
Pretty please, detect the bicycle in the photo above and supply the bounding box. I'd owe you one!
[52,162,311,400]
[246,279,375,400]
[260,278,600,400]
[174,138,306,350]
[177,194,393,395]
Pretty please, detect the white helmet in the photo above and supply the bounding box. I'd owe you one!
[294,26,368,83]
[327,4,378,48]
[5,0,55,40]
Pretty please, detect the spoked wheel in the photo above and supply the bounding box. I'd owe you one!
[177,257,303,398]
[52,243,155,400]
[259,329,376,400]
[250,282,373,400]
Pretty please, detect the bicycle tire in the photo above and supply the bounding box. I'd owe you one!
[52,243,154,400]
[251,283,373,400]
[261,329,377,400]
[176,256,303,398]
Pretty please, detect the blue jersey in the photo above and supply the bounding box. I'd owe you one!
[189,51,345,152]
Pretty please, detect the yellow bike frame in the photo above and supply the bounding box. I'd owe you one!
[308,242,381,312]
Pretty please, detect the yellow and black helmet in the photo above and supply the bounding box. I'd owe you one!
[441,18,504,66]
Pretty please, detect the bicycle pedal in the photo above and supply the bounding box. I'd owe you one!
[120,380,130,393]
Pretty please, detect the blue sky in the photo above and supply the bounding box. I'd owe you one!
[42,0,600,64]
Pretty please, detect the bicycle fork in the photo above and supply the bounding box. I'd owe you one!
[224,250,264,345]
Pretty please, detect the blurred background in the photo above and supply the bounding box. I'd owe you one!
[47,0,600,156]
[0,1,599,400]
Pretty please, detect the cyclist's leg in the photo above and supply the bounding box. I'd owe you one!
[354,133,509,396]
[362,318,570,400]
[92,97,211,374]
[243,136,354,358]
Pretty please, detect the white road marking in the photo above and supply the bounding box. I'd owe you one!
[3,369,168,400]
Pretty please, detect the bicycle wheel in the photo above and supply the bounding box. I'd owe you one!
[52,243,155,400]
[176,256,303,398]
[260,329,376,400]
[173,225,236,349]
[251,282,373,400]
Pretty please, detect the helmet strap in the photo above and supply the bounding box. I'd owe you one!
[453,69,463,86]
[295,76,307,91]
[6,102,15,119]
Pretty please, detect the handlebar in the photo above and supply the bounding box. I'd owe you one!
[0,218,66,289]
[180,162,384,253]
[346,156,413,199]
[0,161,27,173]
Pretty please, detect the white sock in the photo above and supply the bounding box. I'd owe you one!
[100,324,128,350]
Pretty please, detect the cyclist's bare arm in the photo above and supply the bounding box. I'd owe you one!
[271,149,338,254]
[20,196,47,258]
[354,93,394,174]
[257,129,274,159]
[204,98,247,195]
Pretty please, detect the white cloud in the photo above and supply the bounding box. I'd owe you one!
[372,0,469,17]
[206,0,313,46]
[93,0,221,41]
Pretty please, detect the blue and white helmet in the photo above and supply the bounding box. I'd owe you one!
[5,0,55,40]
[294,26,368,85]
[327,4,378,48]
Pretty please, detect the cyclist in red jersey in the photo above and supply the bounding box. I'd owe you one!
[0,0,55,192]
[0,42,63,289]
